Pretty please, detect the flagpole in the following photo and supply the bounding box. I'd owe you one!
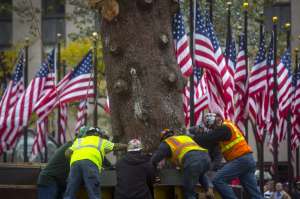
[284,22,293,192]
[56,33,62,149]
[23,37,29,163]
[272,16,279,182]
[296,47,300,178]
[93,32,99,127]
[207,0,213,23]
[243,1,249,141]
[258,16,265,192]
[226,2,231,49]
[189,0,195,126]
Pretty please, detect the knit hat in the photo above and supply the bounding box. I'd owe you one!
[127,139,143,152]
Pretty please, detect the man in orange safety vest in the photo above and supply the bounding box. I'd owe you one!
[190,113,263,199]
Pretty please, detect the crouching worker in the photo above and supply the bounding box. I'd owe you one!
[37,141,73,199]
[114,139,155,199]
[151,129,212,199]
[193,113,263,199]
[64,127,127,199]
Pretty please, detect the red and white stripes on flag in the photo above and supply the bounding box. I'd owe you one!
[35,51,94,122]
[292,69,300,150]
[31,50,55,155]
[248,33,267,141]
[1,51,55,151]
[0,51,24,152]
[277,50,293,118]
[183,71,209,127]
[32,118,49,156]
[234,35,247,133]
[75,100,87,132]
[276,50,292,142]
[58,103,68,145]
[194,4,231,117]
[172,9,193,77]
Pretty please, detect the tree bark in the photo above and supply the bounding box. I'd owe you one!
[99,0,184,151]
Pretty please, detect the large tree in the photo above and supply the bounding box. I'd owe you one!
[88,0,185,151]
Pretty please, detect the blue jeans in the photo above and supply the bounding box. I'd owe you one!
[64,160,101,199]
[38,183,58,199]
[212,153,263,199]
[182,151,211,199]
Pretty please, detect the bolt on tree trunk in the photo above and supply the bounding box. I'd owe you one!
[99,0,185,151]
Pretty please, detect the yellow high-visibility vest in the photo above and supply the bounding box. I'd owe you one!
[69,136,112,170]
[165,135,207,166]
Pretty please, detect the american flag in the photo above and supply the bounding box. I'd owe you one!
[248,33,267,141]
[248,35,267,96]
[193,3,226,116]
[30,50,55,155]
[58,103,67,145]
[264,34,275,136]
[292,67,300,151]
[75,100,87,132]
[1,49,56,151]
[0,52,25,124]
[172,10,193,77]
[183,69,208,127]
[35,50,94,121]
[276,50,292,142]
[224,25,236,119]
[204,11,234,114]
[277,50,293,118]
[234,35,247,132]
[0,51,25,152]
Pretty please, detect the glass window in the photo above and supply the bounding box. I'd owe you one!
[0,0,12,50]
[42,0,65,46]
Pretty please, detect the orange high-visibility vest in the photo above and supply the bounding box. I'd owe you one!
[165,135,207,166]
[219,120,252,161]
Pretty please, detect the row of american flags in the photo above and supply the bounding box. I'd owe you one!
[0,2,299,160]
[173,3,300,153]
[0,49,96,158]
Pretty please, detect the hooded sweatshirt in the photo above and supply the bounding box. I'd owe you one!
[114,152,155,199]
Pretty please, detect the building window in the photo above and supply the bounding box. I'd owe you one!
[42,0,65,47]
[0,0,12,50]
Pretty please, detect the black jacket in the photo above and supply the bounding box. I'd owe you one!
[114,152,155,199]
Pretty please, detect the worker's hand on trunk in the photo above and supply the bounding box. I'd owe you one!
[205,187,215,199]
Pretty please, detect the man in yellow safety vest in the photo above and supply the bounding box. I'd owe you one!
[151,129,213,199]
[191,113,263,199]
[63,126,127,199]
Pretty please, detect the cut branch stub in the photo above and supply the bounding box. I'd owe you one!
[102,0,119,21]
[136,0,153,11]
[159,34,169,49]
[109,42,122,56]
[113,79,129,94]
[170,0,180,14]
[163,72,178,87]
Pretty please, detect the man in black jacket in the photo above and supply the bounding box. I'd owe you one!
[114,139,155,199]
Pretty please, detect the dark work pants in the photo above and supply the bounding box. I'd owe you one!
[182,151,211,199]
[64,160,101,199]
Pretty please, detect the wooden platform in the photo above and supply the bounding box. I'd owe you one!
[0,163,246,199]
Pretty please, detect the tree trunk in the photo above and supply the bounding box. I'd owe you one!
[100,0,184,151]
